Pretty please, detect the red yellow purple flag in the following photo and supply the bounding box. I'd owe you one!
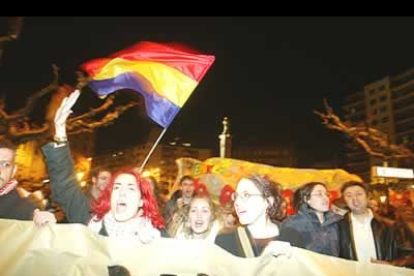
[82,41,215,128]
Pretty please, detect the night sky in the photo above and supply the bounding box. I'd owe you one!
[2,17,414,167]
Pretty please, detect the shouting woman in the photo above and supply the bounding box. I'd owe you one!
[38,90,166,242]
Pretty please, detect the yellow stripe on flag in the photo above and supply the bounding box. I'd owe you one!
[93,58,198,107]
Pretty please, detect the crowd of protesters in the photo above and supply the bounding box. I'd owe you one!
[1,90,413,276]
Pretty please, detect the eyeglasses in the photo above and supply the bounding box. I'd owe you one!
[310,192,331,198]
[0,161,13,169]
[231,192,263,202]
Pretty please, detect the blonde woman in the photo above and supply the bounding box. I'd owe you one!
[175,194,220,242]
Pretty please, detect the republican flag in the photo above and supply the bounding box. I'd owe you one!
[82,41,215,128]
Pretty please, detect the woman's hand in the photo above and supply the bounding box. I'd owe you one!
[262,240,292,258]
[54,90,81,139]
[33,209,57,228]
[176,198,185,209]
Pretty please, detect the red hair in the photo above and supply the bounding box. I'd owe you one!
[91,168,164,229]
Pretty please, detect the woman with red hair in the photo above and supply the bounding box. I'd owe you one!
[38,90,165,242]
[87,169,165,239]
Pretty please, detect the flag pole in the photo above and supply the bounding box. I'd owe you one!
[139,128,168,173]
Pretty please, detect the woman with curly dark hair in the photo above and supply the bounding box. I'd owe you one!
[214,174,304,258]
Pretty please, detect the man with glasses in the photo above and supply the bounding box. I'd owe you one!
[0,141,37,220]
[338,181,401,263]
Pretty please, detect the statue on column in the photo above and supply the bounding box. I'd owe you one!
[219,117,232,158]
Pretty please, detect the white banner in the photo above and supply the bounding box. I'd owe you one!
[0,219,412,276]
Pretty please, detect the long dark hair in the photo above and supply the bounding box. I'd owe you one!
[293,182,327,212]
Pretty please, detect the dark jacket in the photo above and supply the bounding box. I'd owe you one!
[0,188,37,220]
[394,215,414,253]
[163,190,182,225]
[42,143,91,224]
[283,204,342,257]
[214,224,305,257]
[338,212,401,261]
[43,143,169,276]
[42,143,169,238]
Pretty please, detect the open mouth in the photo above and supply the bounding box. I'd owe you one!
[116,202,127,213]
[194,220,205,227]
[237,210,247,216]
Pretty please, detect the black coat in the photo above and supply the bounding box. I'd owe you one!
[0,188,37,220]
[283,204,342,257]
[338,213,401,261]
[42,143,92,225]
[214,224,305,257]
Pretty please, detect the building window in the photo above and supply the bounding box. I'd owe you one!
[370,99,377,105]
[379,95,387,102]
[369,89,376,95]
[380,106,387,113]
[391,86,414,99]
[380,117,389,123]
[371,109,378,115]
[379,85,386,91]
[391,73,414,88]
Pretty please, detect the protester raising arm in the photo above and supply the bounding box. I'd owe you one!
[41,90,91,224]
[41,89,165,242]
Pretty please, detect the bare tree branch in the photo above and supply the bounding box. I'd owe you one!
[0,66,60,144]
[67,94,115,124]
[0,17,24,65]
[15,65,59,117]
[67,102,138,135]
[0,65,59,122]
[0,67,139,146]
[315,99,414,160]
[75,70,91,91]
[9,123,49,140]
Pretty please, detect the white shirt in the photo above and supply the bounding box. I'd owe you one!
[88,214,161,243]
[350,209,377,262]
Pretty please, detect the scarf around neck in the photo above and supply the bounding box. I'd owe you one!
[88,213,161,243]
[0,179,18,196]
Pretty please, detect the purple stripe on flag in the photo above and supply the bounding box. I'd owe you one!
[89,72,180,128]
